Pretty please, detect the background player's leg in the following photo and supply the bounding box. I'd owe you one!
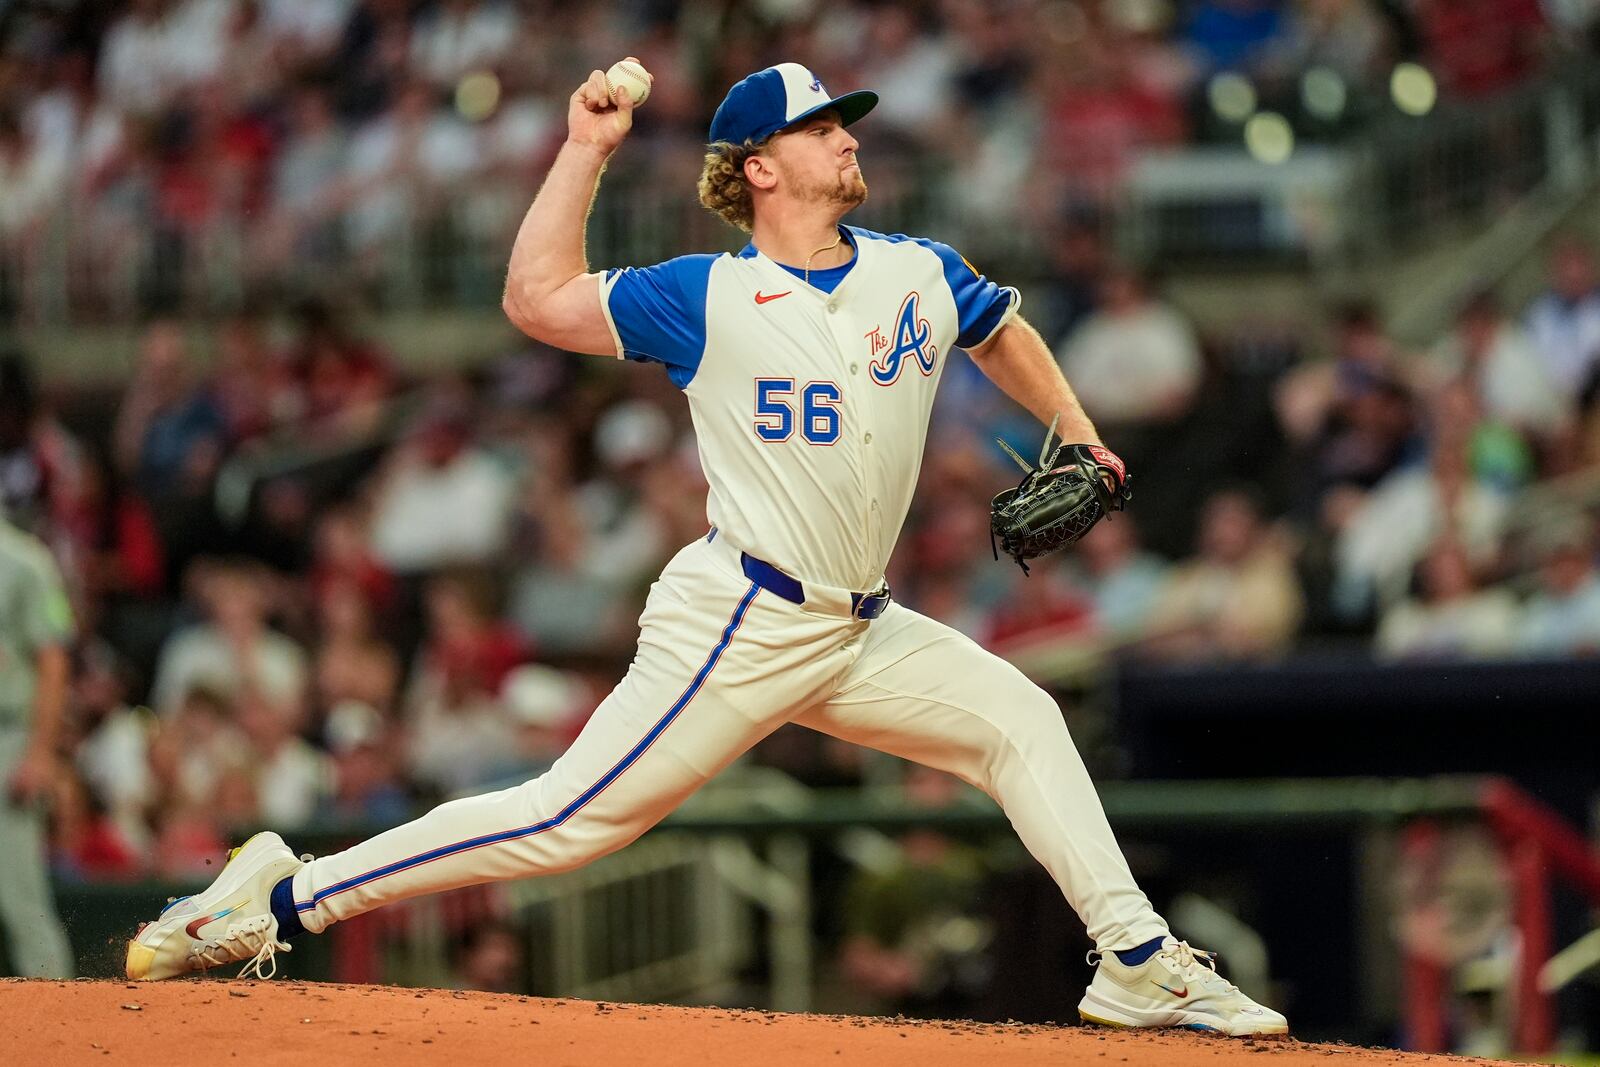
[793,604,1167,953]
[0,730,75,977]
[294,546,853,933]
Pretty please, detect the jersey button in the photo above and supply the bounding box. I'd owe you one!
[849,362,859,375]
[864,432,873,444]
[826,302,838,314]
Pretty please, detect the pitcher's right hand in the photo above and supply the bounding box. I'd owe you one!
[567,59,639,157]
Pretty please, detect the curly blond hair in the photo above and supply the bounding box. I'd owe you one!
[697,138,768,233]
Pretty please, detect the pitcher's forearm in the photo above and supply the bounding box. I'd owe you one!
[970,316,1103,445]
[503,140,611,320]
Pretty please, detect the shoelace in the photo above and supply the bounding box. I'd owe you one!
[191,914,291,980]
[236,940,285,981]
[1085,940,1240,994]
[1166,940,1239,993]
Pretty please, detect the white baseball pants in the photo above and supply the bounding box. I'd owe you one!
[291,535,1168,951]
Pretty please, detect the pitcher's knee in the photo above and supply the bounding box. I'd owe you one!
[994,681,1081,765]
[495,786,651,873]
[963,682,1071,792]
[1011,680,1069,733]
[528,815,646,872]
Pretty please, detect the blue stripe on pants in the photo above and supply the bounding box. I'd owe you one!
[299,582,762,912]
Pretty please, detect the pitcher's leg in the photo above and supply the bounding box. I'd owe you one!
[295,578,803,932]
[128,540,863,979]
[795,605,1166,952]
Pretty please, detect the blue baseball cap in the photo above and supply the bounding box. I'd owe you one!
[709,62,877,146]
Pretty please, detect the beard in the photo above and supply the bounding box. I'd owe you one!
[786,162,869,211]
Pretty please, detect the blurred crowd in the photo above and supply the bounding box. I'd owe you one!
[0,0,1597,897]
[935,230,1600,671]
[4,227,1600,889]
[0,0,1596,319]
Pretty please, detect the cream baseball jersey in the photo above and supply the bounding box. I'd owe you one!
[598,225,1020,591]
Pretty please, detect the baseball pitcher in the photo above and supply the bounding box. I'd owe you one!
[126,60,1285,1037]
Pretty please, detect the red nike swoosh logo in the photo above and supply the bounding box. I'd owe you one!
[754,291,791,304]
[1154,981,1189,998]
[185,899,247,940]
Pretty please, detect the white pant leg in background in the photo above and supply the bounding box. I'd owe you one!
[793,603,1169,953]
[0,726,75,977]
[292,540,857,932]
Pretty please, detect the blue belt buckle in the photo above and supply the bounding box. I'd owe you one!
[851,586,890,621]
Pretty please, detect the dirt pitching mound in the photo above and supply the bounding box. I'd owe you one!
[4,979,1512,1067]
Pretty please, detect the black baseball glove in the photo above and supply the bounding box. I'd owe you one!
[989,415,1130,574]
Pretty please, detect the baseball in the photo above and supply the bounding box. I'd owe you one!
[605,59,652,106]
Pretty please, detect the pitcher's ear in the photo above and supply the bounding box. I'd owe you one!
[744,152,779,192]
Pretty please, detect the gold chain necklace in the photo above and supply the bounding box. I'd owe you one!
[803,232,844,285]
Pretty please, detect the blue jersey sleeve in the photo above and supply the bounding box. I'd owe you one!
[925,240,1020,349]
[599,254,717,389]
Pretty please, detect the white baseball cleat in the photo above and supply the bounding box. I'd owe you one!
[1078,936,1289,1037]
[125,831,303,982]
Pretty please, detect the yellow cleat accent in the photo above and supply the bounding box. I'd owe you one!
[125,940,156,981]
[226,832,267,866]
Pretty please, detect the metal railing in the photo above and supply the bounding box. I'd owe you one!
[0,149,1021,328]
[1123,62,1600,269]
[363,833,754,1003]
[6,67,1599,331]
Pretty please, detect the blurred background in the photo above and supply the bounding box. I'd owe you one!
[2,0,1600,1059]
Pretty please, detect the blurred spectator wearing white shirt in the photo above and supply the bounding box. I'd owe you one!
[0,108,68,319]
[257,85,350,274]
[23,51,105,177]
[1428,291,1566,436]
[0,108,66,237]
[72,642,155,852]
[1376,540,1518,660]
[97,0,180,116]
[98,0,233,116]
[410,0,518,89]
[344,80,479,268]
[162,0,235,90]
[1518,515,1600,657]
[150,561,309,718]
[507,454,629,658]
[457,65,562,258]
[857,7,958,140]
[1525,239,1600,399]
[1056,266,1203,427]
[257,0,358,59]
[368,390,516,573]
[237,695,332,829]
[501,664,588,781]
[574,401,676,589]
[1333,438,1510,617]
